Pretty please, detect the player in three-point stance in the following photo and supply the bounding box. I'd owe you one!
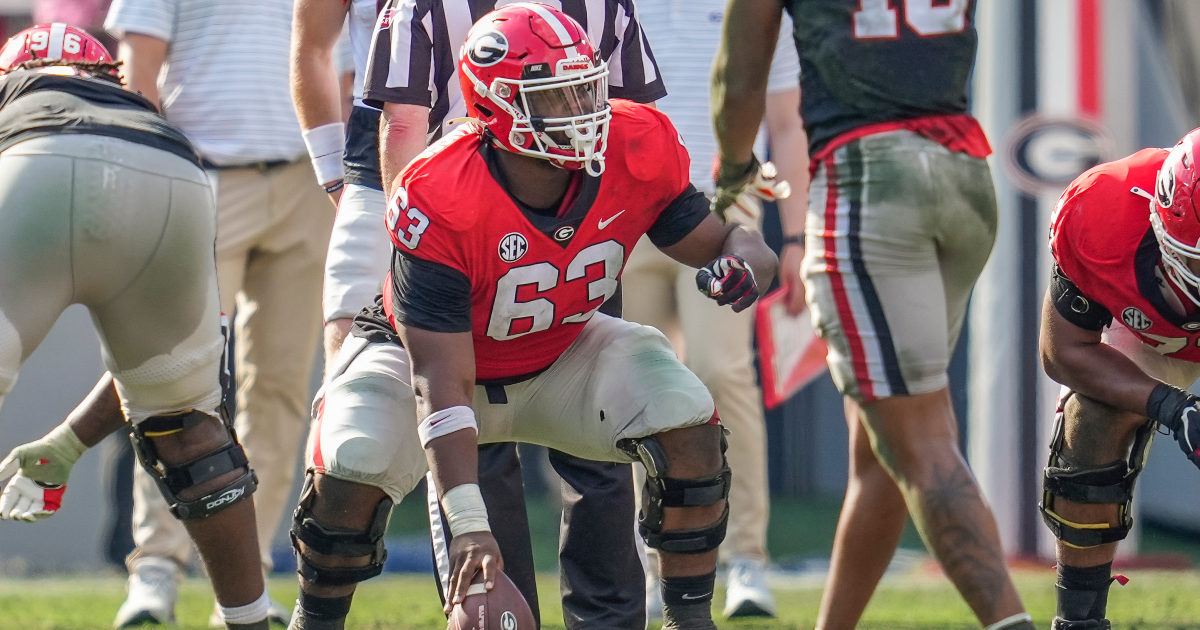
[285,5,776,630]
[0,24,271,630]
[1040,129,1200,630]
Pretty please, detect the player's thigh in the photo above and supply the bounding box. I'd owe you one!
[0,143,76,394]
[497,314,715,462]
[82,146,225,420]
[802,132,950,403]
[323,183,390,323]
[309,336,426,504]
[622,235,682,342]
[930,151,998,348]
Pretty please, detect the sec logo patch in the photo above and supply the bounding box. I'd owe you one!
[498,233,528,263]
[1122,307,1152,331]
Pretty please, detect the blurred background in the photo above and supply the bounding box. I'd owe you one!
[3,0,1200,578]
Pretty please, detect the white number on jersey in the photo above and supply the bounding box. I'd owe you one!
[853,0,968,39]
[487,240,625,340]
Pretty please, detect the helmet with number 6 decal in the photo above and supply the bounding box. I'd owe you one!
[0,23,114,77]
[1151,128,1200,306]
[458,3,610,175]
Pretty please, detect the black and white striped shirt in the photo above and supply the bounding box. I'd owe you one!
[363,0,664,140]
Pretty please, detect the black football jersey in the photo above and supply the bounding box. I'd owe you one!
[784,0,979,155]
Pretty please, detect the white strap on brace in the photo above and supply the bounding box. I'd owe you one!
[418,406,478,448]
[441,483,491,537]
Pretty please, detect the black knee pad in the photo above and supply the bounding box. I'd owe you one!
[290,473,393,586]
[1040,394,1154,548]
[130,409,257,521]
[628,436,731,554]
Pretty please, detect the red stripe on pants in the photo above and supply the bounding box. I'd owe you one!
[820,156,875,400]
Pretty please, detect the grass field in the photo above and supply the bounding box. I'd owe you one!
[5,570,1200,630]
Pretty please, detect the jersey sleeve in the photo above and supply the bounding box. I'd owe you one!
[606,0,667,104]
[389,249,473,333]
[104,0,178,42]
[362,0,435,110]
[647,184,710,248]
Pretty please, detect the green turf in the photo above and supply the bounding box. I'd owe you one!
[4,570,1200,629]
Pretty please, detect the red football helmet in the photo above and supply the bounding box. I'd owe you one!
[1152,128,1200,306]
[457,3,610,175]
[0,23,113,75]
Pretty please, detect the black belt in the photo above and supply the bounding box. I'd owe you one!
[201,158,292,171]
[478,365,551,404]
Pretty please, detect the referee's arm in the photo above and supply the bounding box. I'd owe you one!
[291,0,352,203]
[380,103,430,199]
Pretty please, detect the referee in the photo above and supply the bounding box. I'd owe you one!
[358,2,664,628]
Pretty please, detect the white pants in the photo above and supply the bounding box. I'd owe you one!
[0,135,223,423]
[323,184,390,322]
[308,314,716,503]
[130,159,333,574]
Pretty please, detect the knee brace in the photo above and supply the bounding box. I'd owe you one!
[290,473,393,586]
[1040,394,1154,548]
[130,408,257,521]
[629,436,731,554]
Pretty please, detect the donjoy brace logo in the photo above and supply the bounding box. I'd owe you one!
[206,487,245,510]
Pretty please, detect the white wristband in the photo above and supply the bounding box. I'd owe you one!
[441,483,490,537]
[301,122,345,185]
[418,406,478,448]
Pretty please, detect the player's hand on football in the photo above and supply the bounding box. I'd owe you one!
[697,255,760,313]
[0,424,86,521]
[445,531,504,613]
[1147,384,1200,469]
[711,155,792,223]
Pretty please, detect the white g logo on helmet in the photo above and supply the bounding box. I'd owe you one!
[466,30,509,67]
[1158,161,1177,210]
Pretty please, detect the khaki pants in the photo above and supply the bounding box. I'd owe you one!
[129,159,333,573]
[623,235,769,562]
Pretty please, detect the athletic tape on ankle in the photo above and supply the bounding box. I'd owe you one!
[220,590,270,625]
[984,612,1034,630]
[441,483,490,537]
[418,406,478,448]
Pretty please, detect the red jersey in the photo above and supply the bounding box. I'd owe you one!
[384,100,705,380]
[1050,147,1200,362]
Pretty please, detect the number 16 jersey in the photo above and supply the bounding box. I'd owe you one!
[383,100,710,381]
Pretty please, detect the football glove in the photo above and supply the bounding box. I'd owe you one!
[696,255,760,312]
[0,423,87,521]
[1146,383,1200,469]
[711,155,792,223]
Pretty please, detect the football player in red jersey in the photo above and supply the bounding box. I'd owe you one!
[285,5,776,630]
[1040,129,1200,630]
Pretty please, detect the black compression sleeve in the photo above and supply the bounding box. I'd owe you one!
[647,184,710,248]
[390,249,473,333]
[1050,264,1112,331]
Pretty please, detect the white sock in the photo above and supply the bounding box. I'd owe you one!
[984,612,1034,630]
[220,590,271,625]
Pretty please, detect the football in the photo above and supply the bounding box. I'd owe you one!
[447,570,535,630]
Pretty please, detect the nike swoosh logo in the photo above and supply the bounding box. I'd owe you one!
[598,210,625,229]
[680,592,712,601]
